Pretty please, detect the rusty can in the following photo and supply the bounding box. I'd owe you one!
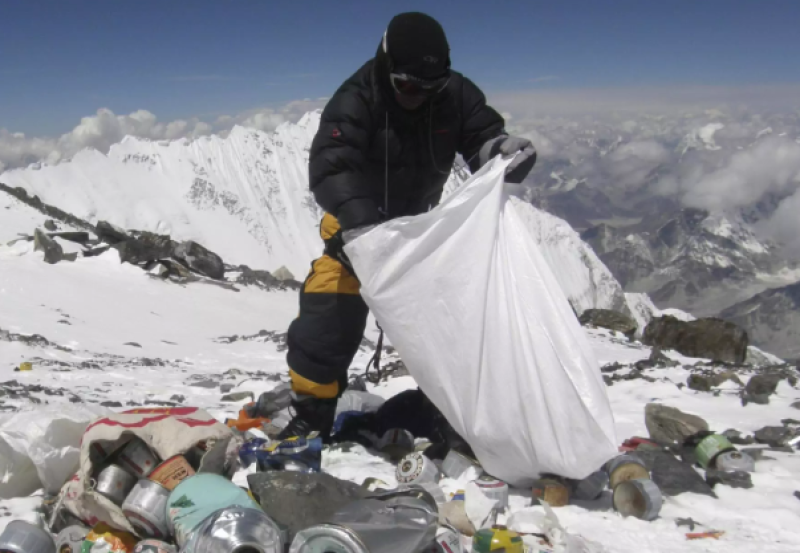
[606,454,650,489]
[95,464,137,506]
[149,455,195,491]
[122,479,171,539]
[116,437,160,478]
[531,476,570,507]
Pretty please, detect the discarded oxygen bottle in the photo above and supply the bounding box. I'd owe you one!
[471,525,524,553]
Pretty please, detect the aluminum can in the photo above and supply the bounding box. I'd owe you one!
[95,464,137,506]
[116,437,160,478]
[695,434,736,469]
[55,524,90,553]
[0,520,56,553]
[442,450,483,481]
[471,525,524,553]
[473,475,509,510]
[122,479,171,539]
[148,455,195,491]
[715,450,755,472]
[397,453,440,485]
[612,478,663,521]
[180,506,283,553]
[132,540,177,553]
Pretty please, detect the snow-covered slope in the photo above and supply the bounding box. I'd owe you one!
[2,114,324,278]
[3,114,647,324]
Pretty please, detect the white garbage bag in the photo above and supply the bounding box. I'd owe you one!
[0,404,110,499]
[344,156,618,485]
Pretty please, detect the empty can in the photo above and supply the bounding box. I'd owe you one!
[116,437,160,477]
[132,540,177,553]
[0,520,56,553]
[715,450,755,472]
[695,434,736,469]
[376,428,415,459]
[167,473,261,547]
[95,464,137,506]
[290,524,369,553]
[55,524,90,553]
[531,477,570,507]
[180,506,283,553]
[471,525,524,553]
[434,524,464,553]
[122,479,171,539]
[606,454,650,488]
[442,450,483,481]
[612,478,663,521]
[397,453,440,486]
[568,470,609,501]
[82,523,138,553]
[473,475,509,510]
[148,455,195,491]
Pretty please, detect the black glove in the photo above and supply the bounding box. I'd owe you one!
[478,134,537,183]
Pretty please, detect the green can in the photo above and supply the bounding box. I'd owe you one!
[695,434,735,468]
[472,525,524,553]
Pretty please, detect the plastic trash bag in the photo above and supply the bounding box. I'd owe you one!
[344,156,618,485]
[0,404,109,499]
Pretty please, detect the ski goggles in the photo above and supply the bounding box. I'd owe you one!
[389,71,450,97]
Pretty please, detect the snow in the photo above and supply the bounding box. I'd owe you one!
[2,117,799,552]
[657,308,696,321]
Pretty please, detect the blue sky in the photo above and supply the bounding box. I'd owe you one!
[2,0,799,136]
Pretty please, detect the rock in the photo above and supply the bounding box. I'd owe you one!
[642,315,748,364]
[645,403,710,445]
[190,379,218,389]
[711,371,744,387]
[742,374,782,405]
[687,374,713,392]
[49,231,91,244]
[740,448,775,462]
[101,401,123,408]
[705,469,753,489]
[247,472,367,542]
[173,240,225,280]
[95,220,129,244]
[33,229,64,264]
[782,419,800,426]
[633,449,716,497]
[43,219,57,231]
[794,491,800,501]
[219,383,234,393]
[124,342,142,348]
[114,231,176,266]
[793,401,800,410]
[170,394,186,403]
[83,245,111,258]
[272,265,296,282]
[62,252,78,262]
[579,309,638,338]
[221,391,254,402]
[754,426,794,447]
[722,429,755,446]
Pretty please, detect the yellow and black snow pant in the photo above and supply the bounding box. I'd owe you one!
[286,214,370,399]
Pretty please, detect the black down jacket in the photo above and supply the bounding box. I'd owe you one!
[309,46,506,230]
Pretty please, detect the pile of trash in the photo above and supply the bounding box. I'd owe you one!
[3,382,778,553]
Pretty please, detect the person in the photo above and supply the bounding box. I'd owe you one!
[280,12,536,440]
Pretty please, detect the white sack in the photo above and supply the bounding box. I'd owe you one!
[344,156,618,485]
[0,404,110,499]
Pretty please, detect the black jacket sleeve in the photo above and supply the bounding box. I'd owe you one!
[457,77,506,173]
[309,84,381,231]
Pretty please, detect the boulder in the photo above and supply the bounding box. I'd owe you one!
[754,426,795,447]
[635,347,680,370]
[43,219,57,231]
[33,229,64,264]
[705,469,753,489]
[722,429,755,446]
[645,403,709,445]
[742,374,782,405]
[579,309,638,338]
[113,231,176,265]
[642,315,748,364]
[633,448,716,497]
[48,231,92,245]
[95,220,129,244]
[687,374,713,392]
[272,265,296,282]
[247,471,367,542]
[173,240,225,280]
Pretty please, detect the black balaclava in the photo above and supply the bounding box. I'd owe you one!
[382,12,450,79]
